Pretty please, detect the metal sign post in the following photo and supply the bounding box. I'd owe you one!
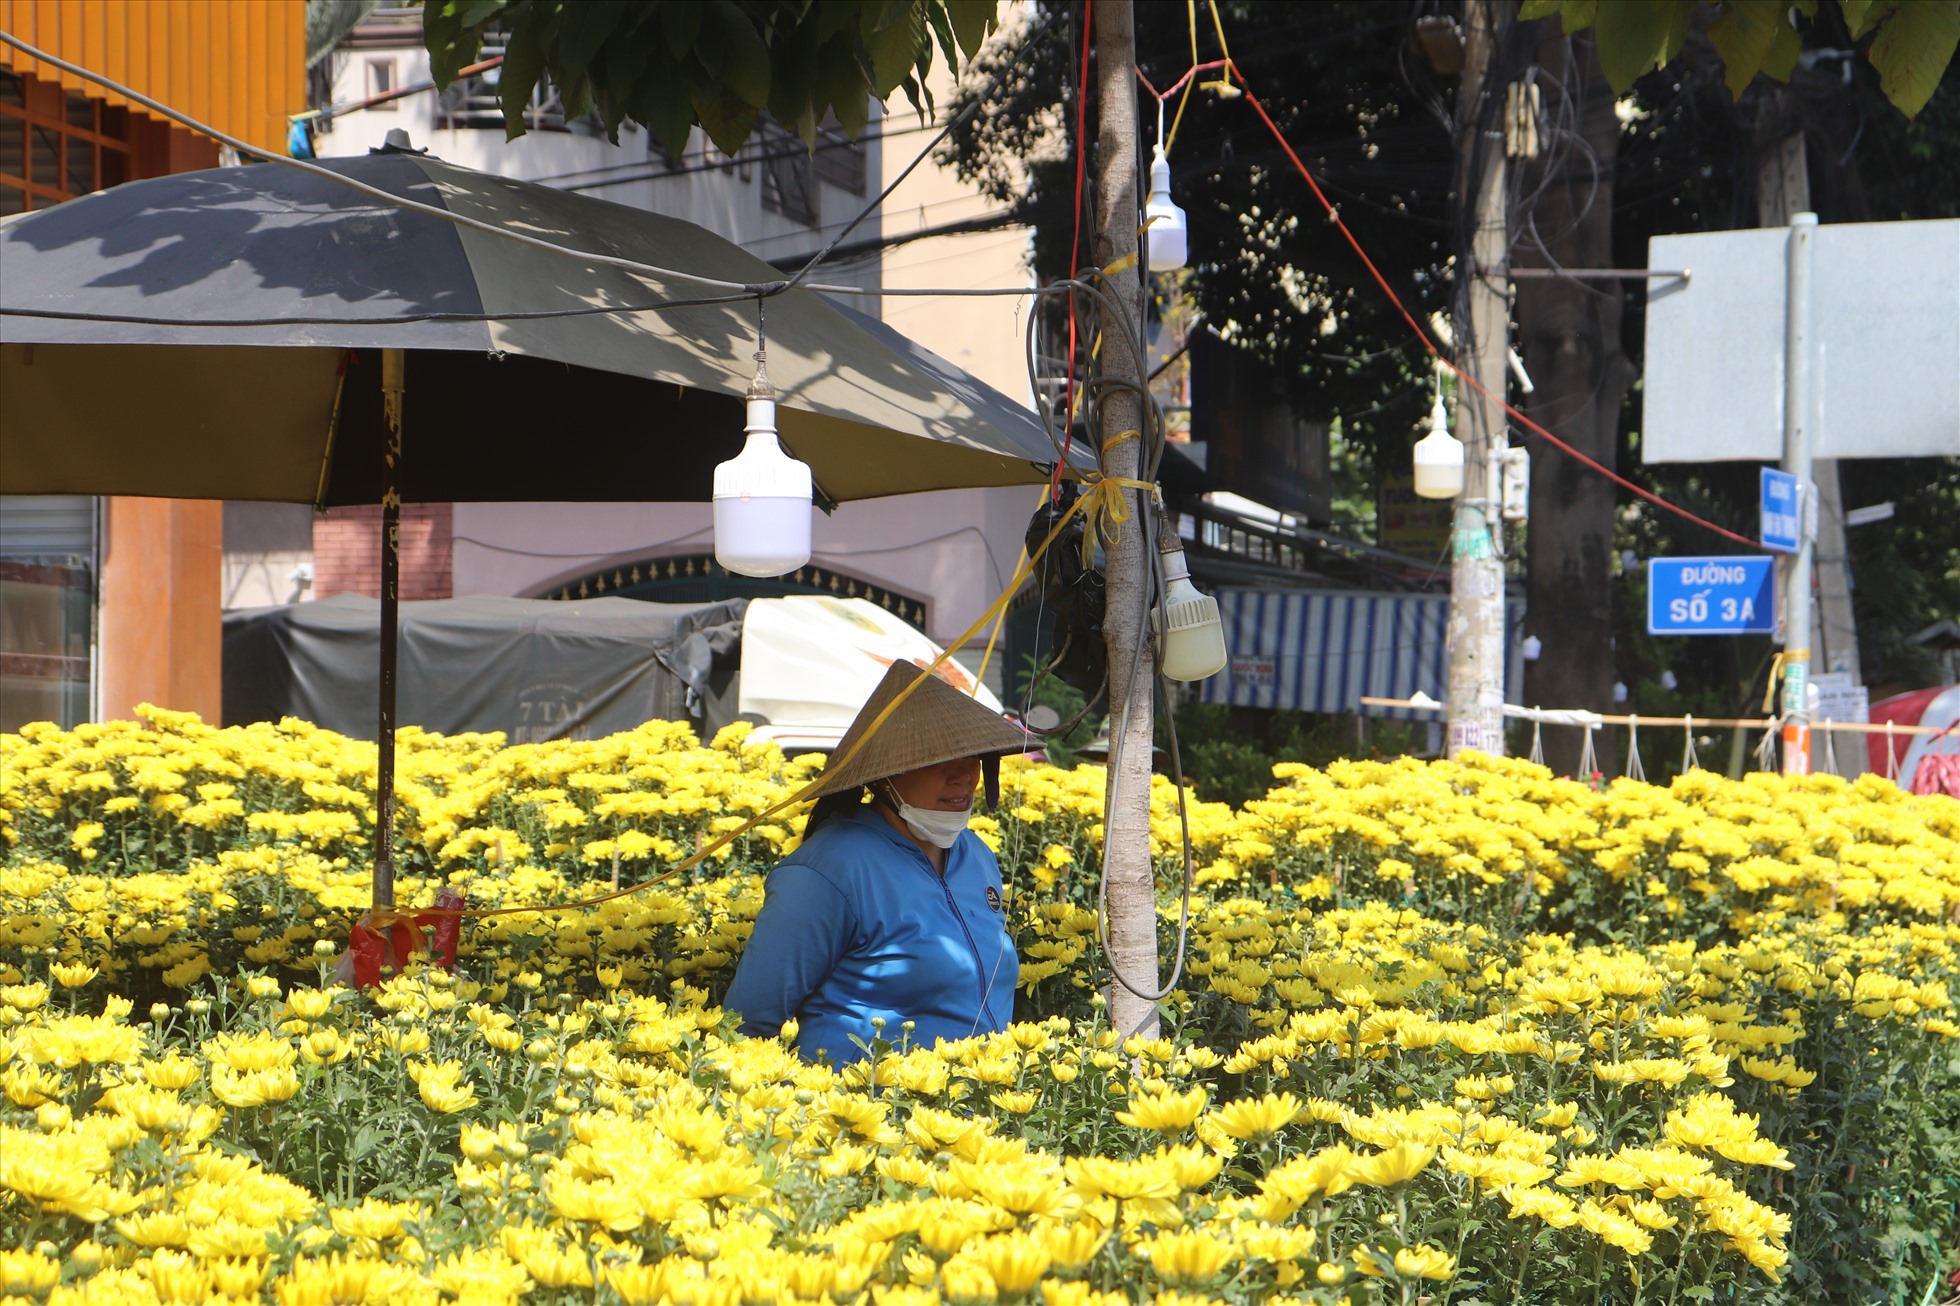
[1779,215,1817,774]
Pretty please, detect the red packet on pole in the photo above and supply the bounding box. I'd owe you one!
[425,888,465,969]
[348,888,466,989]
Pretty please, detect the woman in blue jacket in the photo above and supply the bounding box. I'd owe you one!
[724,662,1031,1064]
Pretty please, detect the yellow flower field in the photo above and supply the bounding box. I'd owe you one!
[2,708,1957,1304]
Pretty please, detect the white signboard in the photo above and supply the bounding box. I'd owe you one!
[1808,671,1869,725]
[1643,219,1960,463]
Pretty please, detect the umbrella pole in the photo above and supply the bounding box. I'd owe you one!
[374,349,404,911]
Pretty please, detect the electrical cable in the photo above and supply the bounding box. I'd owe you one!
[1057,0,1096,493]
[1,292,752,329]
[543,116,948,190]
[1232,79,1765,552]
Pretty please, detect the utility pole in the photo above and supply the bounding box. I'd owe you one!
[1446,0,1510,759]
[1090,0,1160,1043]
[1779,209,1818,775]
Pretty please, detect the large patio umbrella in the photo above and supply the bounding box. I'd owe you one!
[0,150,1067,503]
[0,149,1075,908]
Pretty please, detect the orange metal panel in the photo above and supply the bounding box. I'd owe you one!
[168,0,191,131]
[233,0,255,153]
[57,0,82,96]
[122,0,146,112]
[246,1,266,154]
[185,0,209,126]
[101,0,124,92]
[82,0,104,95]
[0,0,308,155]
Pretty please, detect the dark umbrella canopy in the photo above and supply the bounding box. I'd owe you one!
[0,151,1076,504]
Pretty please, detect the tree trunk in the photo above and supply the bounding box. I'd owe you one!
[1446,0,1512,761]
[1090,0,1160,1043]
[1517,32,1634,778]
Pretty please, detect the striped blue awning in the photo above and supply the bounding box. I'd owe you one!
[1197,589,1457,719]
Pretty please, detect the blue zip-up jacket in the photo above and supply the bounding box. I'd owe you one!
[724,807,1018,1065]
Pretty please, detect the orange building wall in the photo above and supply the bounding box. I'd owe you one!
[0,0,306,154]
[97,498,223,722]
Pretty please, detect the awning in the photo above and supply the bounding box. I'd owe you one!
[1199,588,1521,718]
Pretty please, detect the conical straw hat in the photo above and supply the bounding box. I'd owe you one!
[807,661,1033,798]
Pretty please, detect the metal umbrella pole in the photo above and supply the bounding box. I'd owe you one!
[375,349,404,911]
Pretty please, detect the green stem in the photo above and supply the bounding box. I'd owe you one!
[1512,1226,1536,1302]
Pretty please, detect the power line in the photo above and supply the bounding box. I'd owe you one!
[543,117,951,192]
[762,211,1030,271]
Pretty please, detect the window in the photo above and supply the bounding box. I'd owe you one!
[758,120,817,226]
[436,52,575,132]
[811,120,867,196]
[365,58,398,110]
[0,71,132,216]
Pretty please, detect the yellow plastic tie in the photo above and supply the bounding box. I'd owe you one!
[1102,251,1140,278]
[1762,652,1785,714]
[1076,472,1156,566]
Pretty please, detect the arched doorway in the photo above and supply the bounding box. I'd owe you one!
[536,554,928,632]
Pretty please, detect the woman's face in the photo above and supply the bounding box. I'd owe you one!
[885,756,982,811]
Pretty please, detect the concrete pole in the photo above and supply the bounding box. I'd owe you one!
[1780,213,1817,774]
[1089,0,1161,1042]
[1446,0,1510,759]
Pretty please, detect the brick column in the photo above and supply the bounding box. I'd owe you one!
[313,503,454,600]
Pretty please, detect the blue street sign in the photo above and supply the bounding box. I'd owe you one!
[1760,468,1799,553]
[1648,556,1777,635]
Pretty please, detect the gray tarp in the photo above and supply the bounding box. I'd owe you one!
[223,594,745,743]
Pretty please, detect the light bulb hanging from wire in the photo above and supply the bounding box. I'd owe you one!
[1152,501,1226,681]
[713,299,813,578]
[1412,379,1464,500]
[1144,100,1188,273]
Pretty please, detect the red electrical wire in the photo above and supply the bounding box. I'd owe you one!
[1135,59,1224,103]
[1056,0,1095,492]
[1230,80,1762,553]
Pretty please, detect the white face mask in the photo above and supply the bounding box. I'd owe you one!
[884,786,971,850]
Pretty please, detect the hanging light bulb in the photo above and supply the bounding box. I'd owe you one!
[1412,389,1464,499]
[1152,504,1226,681]
[1144,145,1188,273]
[713,322,812,578]
[1143,102,1187,273]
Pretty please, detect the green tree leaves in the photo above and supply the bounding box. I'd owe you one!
[1517,0,1957,118]
[1866,1,1960,119]
[420,0,1002,154]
